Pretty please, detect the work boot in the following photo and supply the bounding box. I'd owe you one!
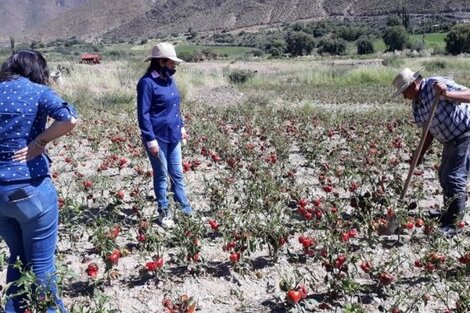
[440,193,467,227]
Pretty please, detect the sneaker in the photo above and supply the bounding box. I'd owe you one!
[427,209,443,219]
[157,211,175,229]
[437,225,457,237]
[182,208,193,216]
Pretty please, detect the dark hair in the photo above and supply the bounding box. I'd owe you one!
[145,58,168,75]
[0,50,50,85]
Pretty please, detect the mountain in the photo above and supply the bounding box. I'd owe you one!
[26,0,153,41]
[0,0,152,41]
[0,0,87,37]
[105,0,470,39]
[1,0,469,42]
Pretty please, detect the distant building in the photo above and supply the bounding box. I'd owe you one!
[79,54,102,64]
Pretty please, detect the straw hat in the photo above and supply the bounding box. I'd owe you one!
[143,42,184,63]
[391,68,421,98]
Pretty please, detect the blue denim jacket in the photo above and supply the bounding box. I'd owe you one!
[0,77,77,183]
[136,71,184,145]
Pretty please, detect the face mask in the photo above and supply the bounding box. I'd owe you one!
[162,66,176,77]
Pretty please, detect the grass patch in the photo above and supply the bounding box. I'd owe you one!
[410,32,447,50]
[177,44,255,58]
[373,39,386,53]
[373,32,447,52]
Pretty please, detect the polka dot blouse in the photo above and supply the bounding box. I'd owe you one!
[0,77,77,183]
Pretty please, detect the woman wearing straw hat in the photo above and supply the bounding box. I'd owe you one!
[137,42,192,229]
[392,68,470,233]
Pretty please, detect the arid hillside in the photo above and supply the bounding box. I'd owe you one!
[2,0,469,41]
[0,0,86,37]
[105,0,470,40]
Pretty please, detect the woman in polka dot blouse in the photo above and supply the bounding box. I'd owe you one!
[0,50,77,313]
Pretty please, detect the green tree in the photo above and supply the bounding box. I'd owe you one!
[318,38,347,55]
[338,26,366,42]
[445,24,470,55]
[311,21,332,38]
[387,15,402,27]
[383,25,409,51]
[398,6,411,30]
[9,36,15,52]
[356,38,375,55]
[285,31,315,56]
[265,39,286,57]
[290,22,305,32]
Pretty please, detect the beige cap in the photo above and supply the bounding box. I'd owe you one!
[143,42,184,63]
[391,68,421,98]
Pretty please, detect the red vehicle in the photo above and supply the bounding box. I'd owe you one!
[79,53,101,64]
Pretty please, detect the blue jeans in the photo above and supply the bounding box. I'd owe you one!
[145,141,192,215]
[0,177,67,313]
[438,132,470,226]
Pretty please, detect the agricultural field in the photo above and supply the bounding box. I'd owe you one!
[1,51,470,313]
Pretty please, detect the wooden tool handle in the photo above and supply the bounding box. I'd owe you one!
[400,94,441,200]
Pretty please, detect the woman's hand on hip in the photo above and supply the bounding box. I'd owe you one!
[12,141,45,162]
[182,127,190,139]
[181,127,189,145]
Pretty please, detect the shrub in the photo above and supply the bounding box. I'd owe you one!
[30,40,46,49]
[383,25,409,51]
[423,60,447,72]
[445,24,470,55]
[338,26,366,42]
[64,37,81,47]
[107,50,123,57]
[311,22,333,38]
[188,30,198,40]
[252,49,264,57]
[432,46,446,55]
[408,38,425,52]
[356,38,375,55]
[213,33,235,44]
[177,49,204,62]
[318,38,347,55]
[290,22,305,32]
[227,69,256,84]
[52,46,72,55]
[381,56,404,68]
[386,15,402,27]
[285,31,315,56]
[264,39,286,57]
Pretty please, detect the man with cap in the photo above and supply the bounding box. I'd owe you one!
[392,68,470,232]
[137,42,192,229]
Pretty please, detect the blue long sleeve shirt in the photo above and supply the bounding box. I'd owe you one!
[0,77,77,183]
[136,71,184,145]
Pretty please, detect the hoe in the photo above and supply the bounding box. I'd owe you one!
[382,94,440,235]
